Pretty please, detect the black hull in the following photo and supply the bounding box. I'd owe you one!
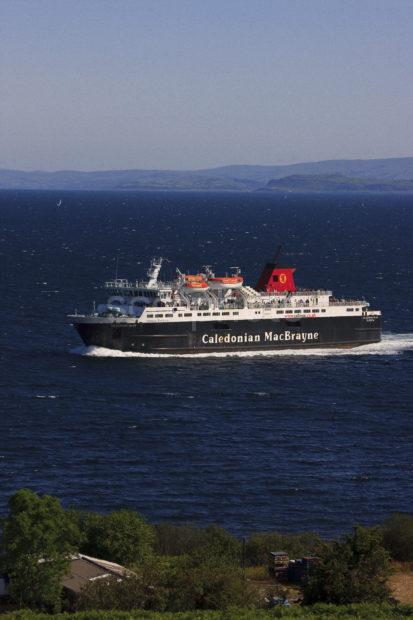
[73,315,382,354]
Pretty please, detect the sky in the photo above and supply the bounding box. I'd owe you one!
[0,0,412,171]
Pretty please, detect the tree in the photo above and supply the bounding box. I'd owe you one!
[154,523,241,567]
[68,509,105,558]
[0,489,81,611]
[382,513,413,561]
[154,522,205,556]
[193,525,241,566]
[163,558,255,611]
[192,563,255,610]
[73,509,155,565]
[304,526,391,604]
[246,530,322,567]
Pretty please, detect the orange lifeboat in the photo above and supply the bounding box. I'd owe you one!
[184,274,209,290]
[207,275,243,290]
[185,281,209,289]
[185,274,205,283]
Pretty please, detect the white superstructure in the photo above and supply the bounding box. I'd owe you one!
[75,257,380,325]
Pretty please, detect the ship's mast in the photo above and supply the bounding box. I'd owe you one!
[147,257,163,288]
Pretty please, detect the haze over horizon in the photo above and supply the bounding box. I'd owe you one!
[1,0,412,171]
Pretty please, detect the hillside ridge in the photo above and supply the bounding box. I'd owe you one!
[1,156,412,191]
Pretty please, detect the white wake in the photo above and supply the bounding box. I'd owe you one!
[70,333,413,359]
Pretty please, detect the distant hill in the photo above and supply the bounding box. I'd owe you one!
[197,157,413,183]
[261,174,413,193]
[0,157,412,191]
[0,168,256,191]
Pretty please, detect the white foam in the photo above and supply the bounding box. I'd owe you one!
[35,394,58,398]
[70,333,413,359]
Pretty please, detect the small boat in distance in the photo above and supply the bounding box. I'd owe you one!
[69,253,382,354]
[56,199,62,206]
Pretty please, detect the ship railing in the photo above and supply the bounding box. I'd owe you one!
[292,289,332,295]
[245,299,366,310]
[257,290,332,299]
[329,300,365,306]
[246,302,293,309]
[105,279,130,287]
[104,279,177,290]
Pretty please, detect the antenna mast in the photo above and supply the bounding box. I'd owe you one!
[273,244,282,266]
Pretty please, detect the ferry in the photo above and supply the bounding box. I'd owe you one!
[69,255,382,354]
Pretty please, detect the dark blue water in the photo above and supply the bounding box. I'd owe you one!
[1,190,412,537]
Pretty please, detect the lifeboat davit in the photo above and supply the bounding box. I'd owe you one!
[207,275,243,290]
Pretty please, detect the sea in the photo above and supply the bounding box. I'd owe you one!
[1,190,412,537]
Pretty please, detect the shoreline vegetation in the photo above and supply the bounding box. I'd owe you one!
[1,605,413,619]
[0,491,412,618]
[1,157,413,192]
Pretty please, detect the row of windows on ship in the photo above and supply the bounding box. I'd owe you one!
[144,307,361,319]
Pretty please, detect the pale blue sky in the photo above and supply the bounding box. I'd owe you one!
[1,0,412,170]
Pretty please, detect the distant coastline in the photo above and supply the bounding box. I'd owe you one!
[258,174,413,193]
[1,156,413,192]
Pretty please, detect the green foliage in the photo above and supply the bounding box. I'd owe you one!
[0,489,81,611]
[68,509,101,555]
[191,564,254,610]
[193,525,241,567]
[1,603,413,619]
[154,524,241,567]
[381,513,413,561]
[246,531,322,567]
[71,508,155,565]
[1,489,411,616]
[245,565,270,580]
[304,527,391,605]
[163,562,254,611]
[77,573,167,612]
[77,554,254,613]
[154,523,206,556]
